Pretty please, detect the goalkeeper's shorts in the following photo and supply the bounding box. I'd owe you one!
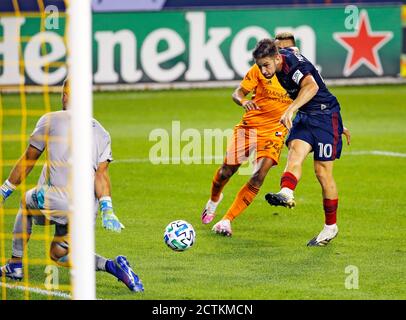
[25,188,69,248]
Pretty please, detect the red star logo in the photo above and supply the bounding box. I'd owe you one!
[333,10,393,76]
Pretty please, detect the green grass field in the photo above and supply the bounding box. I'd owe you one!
[1,85,405,300]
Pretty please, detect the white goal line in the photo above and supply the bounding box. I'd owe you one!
[0,282,71,299]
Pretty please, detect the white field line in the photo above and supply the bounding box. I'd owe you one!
[113,150,406,164]
[346,150,406,158]
[115,155,225,164]
[0,282,71,299]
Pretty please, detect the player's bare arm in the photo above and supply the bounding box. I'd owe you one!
[343,126,351,145]
[232,86,260,111]
[95,161,112,198]
[95,160,125,232]
[1,145,42,204]
[7,145,42,186]
[280,75,319,130]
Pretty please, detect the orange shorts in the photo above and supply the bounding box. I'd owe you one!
[224,125,287,165]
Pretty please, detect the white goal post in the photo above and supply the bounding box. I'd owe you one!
[68,0,95,300]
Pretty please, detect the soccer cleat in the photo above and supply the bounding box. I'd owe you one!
[201,193,224,224]
[212,219,232,237]
[0,262,23,281]
[307,224,338,247]
[113,256,144,292]
[265,191,295,208]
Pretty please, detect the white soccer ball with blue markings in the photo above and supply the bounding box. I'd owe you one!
[164,220,196,251]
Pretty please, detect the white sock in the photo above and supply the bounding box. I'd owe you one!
[279,187,294,199]
[207,197,221,214]
[209,193,223,205]
[209,199,219,205]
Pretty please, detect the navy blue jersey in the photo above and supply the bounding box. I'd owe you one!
[276,49,339,114]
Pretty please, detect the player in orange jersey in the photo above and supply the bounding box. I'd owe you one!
[200,62,292,236]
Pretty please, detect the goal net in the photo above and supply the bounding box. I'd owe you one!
[0,0,94,300]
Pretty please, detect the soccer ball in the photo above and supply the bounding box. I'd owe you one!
[164,220,196,251]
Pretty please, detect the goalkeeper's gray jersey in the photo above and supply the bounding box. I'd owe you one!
[29,110,113,224]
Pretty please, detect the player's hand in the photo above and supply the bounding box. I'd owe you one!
[280,110,294,130]
[241,100,260,112]
[343,126,351,145]
[102,211,125,233]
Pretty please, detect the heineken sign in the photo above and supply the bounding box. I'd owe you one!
[0,6,401,86]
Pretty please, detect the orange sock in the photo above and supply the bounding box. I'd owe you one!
[211,168,230,202]
[223,183,259,222]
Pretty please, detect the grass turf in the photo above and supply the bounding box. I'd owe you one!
[0,85,405,300]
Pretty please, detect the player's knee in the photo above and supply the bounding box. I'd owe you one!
[50,249,70,267]
[287,145,307,168]
[287,152,303,169]
[49,249,59,262]
[315,167,333,185]
[50,242,68,262]
[315,167,325,180]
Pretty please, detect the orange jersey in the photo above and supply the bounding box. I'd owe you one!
[240,64,292,128]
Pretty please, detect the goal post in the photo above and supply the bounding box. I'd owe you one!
[68,0,95,300]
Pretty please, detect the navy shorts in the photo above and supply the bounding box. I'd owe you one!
[286,110,343,161]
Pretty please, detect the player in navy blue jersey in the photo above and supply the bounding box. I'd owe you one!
[252,38,348,247]
[274,32,351,145]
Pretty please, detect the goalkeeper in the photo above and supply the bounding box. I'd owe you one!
[0,79,144,292]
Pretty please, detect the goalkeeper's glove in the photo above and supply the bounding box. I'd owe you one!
[100,196,125,232]
[1,180,16,205]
